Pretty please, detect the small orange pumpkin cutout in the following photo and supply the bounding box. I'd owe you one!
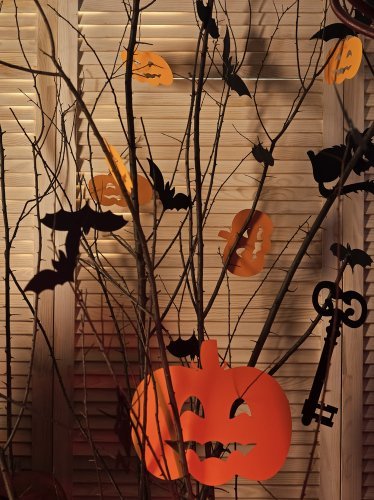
[121,50,173,86]
[218,209,273,277]
[131,339,292,486]
[88,172,153,207]
[324,36,362,85]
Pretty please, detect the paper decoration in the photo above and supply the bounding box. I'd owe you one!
[121,50,173,86]
[324,36,362,84]
[196,0,219,39]
[310,22,355,41]
[25,205,127,293]
[105,141,133,193]
[218,209,273,277]
[330,242,373,269]
[166,333,200,360]
[307,139,374,198]
[149,158,192,211]
[88,172,153,207]
[222,28,251,97]
[302,281,367,427]
[131,339,292,486]
[251,140,274,166]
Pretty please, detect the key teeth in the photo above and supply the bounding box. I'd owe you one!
[302,400,338,427]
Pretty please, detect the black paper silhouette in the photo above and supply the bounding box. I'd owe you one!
[41,203,127,234]
[310,23,355,41]
[149,159,192,211]
[330,242,373,270]
[222,28,251,98]
[251,140,274,166]
[166,333,200,359]
[196,0,219,39]
[25,228,81,293]
[302,280,367,427]
[307,139,374,198]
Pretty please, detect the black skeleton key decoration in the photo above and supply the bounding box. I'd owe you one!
[301,281,367,427]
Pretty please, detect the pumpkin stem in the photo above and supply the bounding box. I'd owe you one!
[200,340,220,370]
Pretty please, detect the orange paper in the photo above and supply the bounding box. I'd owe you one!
[88,172,153,207]
[218,209,273,277]
[131,339,292,486]
[324,36,362,85]
[105,141,133,193]
[121,50,173,86]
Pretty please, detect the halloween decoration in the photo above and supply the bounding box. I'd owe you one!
[25,205,127,293]
[196,0,220,38]
[324,36,363,84]
[121,50,173,86]
[310,22,355,41]
[105,142,133,193]
[251,140,274,167]
[222,28,251,97]
[149,159,192,211]
[166,333,200,360]
[25,228,81,294]
[307,140,374,198]
[330,0,374,38]
[330,242,373,269]
[131,339,292,486]
[88,172,153,207]
[218,209,273,277]
[302,281,367,427]
[0,471,67,499]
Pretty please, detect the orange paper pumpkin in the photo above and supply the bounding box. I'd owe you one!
[324,36,362,85]
[88,172,153,207]
[218,209,273,277]
[121,50,173,86]
[131,340,292,486]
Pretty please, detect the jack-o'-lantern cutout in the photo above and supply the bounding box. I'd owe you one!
[324,36,362,85]
[218,209,273,277]
[131,339,292,486]
[121,50,173,86]
[88,172,153,207]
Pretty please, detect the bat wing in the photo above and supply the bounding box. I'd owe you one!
[41,208,78,231]
[167,334,200,359]
[149,158,165,199]
[164,191,192,211]
[226,73,251,98]
[330,242,348,261]
[25,269,65,294]
[310,23,355,41]
[65,228,82,262]
[350,249,373,269]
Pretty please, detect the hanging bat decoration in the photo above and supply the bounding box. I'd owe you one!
[222,28,251,98]
[330,243,373,270]
[41,203,128,234]
[25,228,81,294]
[149,159,192,211]
[307,132,374,198]
[310,23,355,41]
[166,333,200,360]
[25,204,127,294]
[196,0,219,39]
[251,140,274,167]
[302,281,367,428]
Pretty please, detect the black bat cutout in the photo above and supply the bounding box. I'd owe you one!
[222,28,251,98]
[149,159,192,211]
[196,0,219,39]
[307,132,374,198]
[25,228,81,294]
[251,140,274,166]
[167,333,200,360]
[330,242,373,270]
[310,23,355,41]
[41,203,128,234]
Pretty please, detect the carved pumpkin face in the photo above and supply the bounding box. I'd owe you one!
[131,340,292,486]
[218,209,273,277]
[121,50,173,86]
[324,36,362,85]
[88,172,153,207]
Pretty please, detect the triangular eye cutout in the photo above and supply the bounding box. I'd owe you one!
[180,397,205,417]
[230,398,251,418]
